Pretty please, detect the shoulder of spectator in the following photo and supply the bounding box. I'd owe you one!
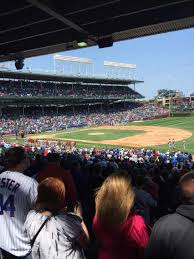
[126,214,149,247]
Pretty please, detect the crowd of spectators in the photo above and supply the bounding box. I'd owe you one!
[0,104,168,134]
[173,103,193,112]
[156,89,177,98]
[0,142,193,259]
[0,80,139,99]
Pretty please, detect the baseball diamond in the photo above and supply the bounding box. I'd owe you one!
[9,116,191,154]
[30,125,191,147]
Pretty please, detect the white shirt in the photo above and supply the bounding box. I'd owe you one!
[0,171,38,256]
[24,211,85,259]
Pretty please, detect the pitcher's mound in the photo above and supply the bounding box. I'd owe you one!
[88,132,105,136]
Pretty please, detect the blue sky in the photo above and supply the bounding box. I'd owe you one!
[22,28,194,98]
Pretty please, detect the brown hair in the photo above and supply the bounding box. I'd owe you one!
[95,173,135,226]
[35,177,65,212]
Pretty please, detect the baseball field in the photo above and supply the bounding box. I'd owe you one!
[5,117,194,154]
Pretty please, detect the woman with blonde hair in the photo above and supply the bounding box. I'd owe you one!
[24,177,89,259]
[93,173,149,259]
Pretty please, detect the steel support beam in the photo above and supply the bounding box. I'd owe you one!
[25,0,90,36]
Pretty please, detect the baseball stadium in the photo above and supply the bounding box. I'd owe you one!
[0,70,193,154]
[1,1,194,259]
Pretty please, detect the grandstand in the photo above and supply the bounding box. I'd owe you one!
[191,93,194,109]
[0,70,146,134]
[0,70,143,114]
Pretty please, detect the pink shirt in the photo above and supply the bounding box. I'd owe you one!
[93,214,149,259]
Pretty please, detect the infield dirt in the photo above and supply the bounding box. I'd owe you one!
[31,125,192,147]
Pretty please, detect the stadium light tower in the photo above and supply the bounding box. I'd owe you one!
[53,54,93,76]
[169,90,171,118]
[104,61,136,79]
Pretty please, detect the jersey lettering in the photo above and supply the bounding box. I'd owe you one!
[5,178,11,188]
[8,180,15,191]
[0,178,20,193]
[0,178,6,188]
[12,183,20,193]
[0,194,15,217]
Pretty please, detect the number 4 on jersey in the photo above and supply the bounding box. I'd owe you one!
[0,194,15,217]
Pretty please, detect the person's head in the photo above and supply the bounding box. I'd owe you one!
[95,173,134,226]
[35,177,65,213]
[47,153,60,165]
[6,147,30,172]
[135,174,146,188]
[179,171,194,205]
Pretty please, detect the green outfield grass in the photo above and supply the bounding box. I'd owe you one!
[128,117,194,153]
[4,117,194,154]
[55,129,144,141]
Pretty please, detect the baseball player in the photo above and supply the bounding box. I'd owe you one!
[183,140,186,151]
[168,139,172,151]
[172,138,176,151]
[0,147,38,258]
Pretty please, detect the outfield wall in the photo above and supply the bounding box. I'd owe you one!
[141,114,168,121]
[171,112,194,117]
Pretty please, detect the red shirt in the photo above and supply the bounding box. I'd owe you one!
[36,164,77,204]
[93,214,149,259]
[43,149,49,157]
